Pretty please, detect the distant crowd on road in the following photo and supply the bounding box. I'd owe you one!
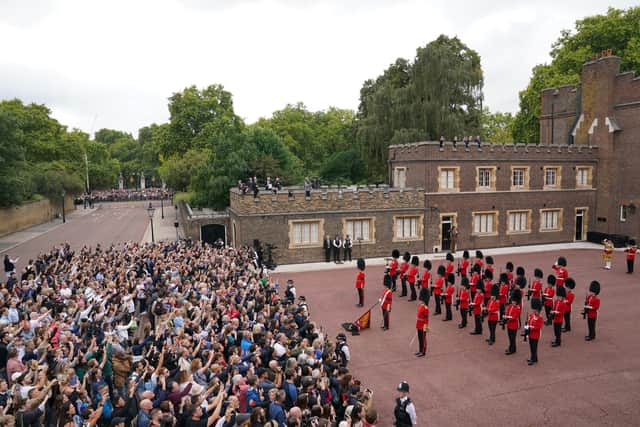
[75,189,173,205]
[0,240,379,427]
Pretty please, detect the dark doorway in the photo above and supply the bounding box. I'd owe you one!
[441,216,453,251]
[575,210,585,241]
[201,224,226,245]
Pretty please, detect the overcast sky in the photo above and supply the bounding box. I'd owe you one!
[0,0,636,136]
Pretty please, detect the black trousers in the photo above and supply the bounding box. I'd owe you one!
[445,302,452,320]
[544,305,552,323]
[499,303,505,319]
[409,282,417,300]
[333,248,340,262]
[400,277,407,296]
[344,248,352,262]
[391,274,397,292]
[460,308,468,327]
[507,328,517,352]
[563,310,571,331]
[357,288,364,306]
[417,329,427,354]
[553,322,562,344]
[587,317,597,339]
[488,320,497,342]
[434,294,442,314]
[382,309,390,329]
[628,259,634,273]
[529,338,539,362]
[474,314,482,333]
[324,249,331,262]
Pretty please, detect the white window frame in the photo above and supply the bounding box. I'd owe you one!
[620,205,628,222]
[345,218,374,243]
[440,169,455,190]
[478,168,491,188]
[472,211,498,236]
[507,210,530,234]
[288,219,323,248]
[513,169,525,187]
[394,216,421,241]
[540,209,562,232]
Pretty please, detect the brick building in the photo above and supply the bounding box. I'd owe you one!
[186,55,639,264]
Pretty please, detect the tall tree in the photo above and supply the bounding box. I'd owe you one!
[512,6,640,143]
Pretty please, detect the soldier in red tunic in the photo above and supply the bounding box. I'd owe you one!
[355,258,366,307]
[433,265,445,315]
[470,263,481,300]
[443,273,455,321]
[505,261,515,285]
[445,252,455,277]
[389,249,400,292]
[469,281,485,335]
[458,250,470,277]
[399,252,411,297]
[525,299,544,365]
[552,256,568,287]
[415,288,430,357]
[421,260,432,290]
[474,250,484,271]
[563,277,576,332]
[503,290,521,355]
[542,275,556,325]
[483,269,493,306]
[485,255,495,277]
[457,277,470,329]
[498,273,509,319]
[528,268,543,301]
[407,256,419,301]
[584,280,601,341]
[486,284,500,345]
[551,286,566,347]
[380,274,393,330]
[625,239,637,274]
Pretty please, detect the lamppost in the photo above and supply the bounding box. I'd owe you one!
[174,204,179,240]
[357,236,363,258]
[61,190,66,223]
[160,194,164,219]
[147,203,155,243]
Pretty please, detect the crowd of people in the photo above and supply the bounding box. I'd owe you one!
[238,178,283,198]
[75,189,173,205]
[0,241,379,427]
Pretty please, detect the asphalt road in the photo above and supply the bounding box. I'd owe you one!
[274,249,640,426]
[2,201,150,272]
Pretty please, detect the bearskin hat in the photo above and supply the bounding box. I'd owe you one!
[506,262,514,272]
[534,268,543,278]
[437,265,446,276]
[531,298,542,311]
[490,284,500,298]
[484,269,493,280]
[547,275,556,286]
[499,273,509,284]
[564,277,576,290]
[447,273,455,285]
[476,281,485,293]
[423,259,432,270]
[411,256,419,266]
[473,263,482,273]
[419,287,430,303]
[475,250,483,259]
[589,280,601,295]
[557,256,567,267]
[357,258,365,271]
[516,266,525,277]
[461,276,470,288]
[392,249,400,259]
[383,274,392,288]
[510,289,522,304]
[516,276,527,289]
[486,255,494,265]
[403,252,411,262]
[556,286,566,298]
[629,239,637,246]
[463,250,470,259]
[446,252,454,262]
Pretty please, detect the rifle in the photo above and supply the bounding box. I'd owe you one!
[456,260,461,277]
[581,295,590,319]
[521,310,530,342]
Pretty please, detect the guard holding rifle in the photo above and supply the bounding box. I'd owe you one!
[433,265,445,315]
[550,286,567,347]
[469,281,485,335]
[524,298,544,365]
[389,249,400,292]
[503,290,522,355]
[380,274,393,330]
[399,252,411,297]
[443,273,455,321]
[445,252,455,277]
[457,277,470,329]
[552,256,568,287]
[355,258,365,307]
[415,288,430,357]
[583,280,601,341]
[407,256,419,301]
[458,250,470,277]
[486,284,500,345]
[542,275,556,325]
[563,277,576,332]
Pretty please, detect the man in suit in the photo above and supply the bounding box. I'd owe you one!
[323,235,332,263]
[332,235,342,263]
[344,235,353,262]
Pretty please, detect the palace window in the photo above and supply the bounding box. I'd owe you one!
[346,218,373,242]
[290,220,322,247]
[394,216,421,240]
[507,210,530,233]
[473,212,498,235]
[544,166,561,189]
[476,167,496,191]
[438,167,459,192]
[540,209,562,231]
[576,166,592,188]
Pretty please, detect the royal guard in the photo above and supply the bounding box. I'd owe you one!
[380,274,393,330]
[550,286,566,347]
[443,273,455,321]
[485,284,500,345]
[445,252,455,277]
[421,260,432,290]
[505,262,515,285]
[407,256,419,301]
[624,239,637,273]
[485,256,495,276]
[498,273,509,319]
[525,298,544,365]
[415,288,430,357]
[563,277,576,332]
[469,281,485,335]
[602,239,614,270]
[528,268,543,300]
[355,258,366,307]
[458,250,470,277]
[483,269,493,305]
[389,249,400,292]
[515,276,526,326]
[474,250,484,271]
[552,256,568,287]
[584,280,601,341]
[504,290,521,355]
[542,275,556,325]
[399,252,411,297]
[433,265,445,315]
[457,277,470,329]
[470,263,481,300]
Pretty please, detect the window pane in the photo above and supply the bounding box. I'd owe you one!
[310,223,318,242]
[362,220,369,240]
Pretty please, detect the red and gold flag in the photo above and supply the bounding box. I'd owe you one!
[354,309,371,331]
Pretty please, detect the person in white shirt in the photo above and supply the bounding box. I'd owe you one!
[273,334,287,359]
[394,381,417,426]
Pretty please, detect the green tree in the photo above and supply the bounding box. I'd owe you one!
[482,108,515,143]
[245,126,302,184]
[513,6,640,143]
[158,149,209,192]
[319,150,365,185]
[0,110,29,206]
[94,128,133,145]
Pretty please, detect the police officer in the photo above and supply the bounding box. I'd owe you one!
[394,381,417,426]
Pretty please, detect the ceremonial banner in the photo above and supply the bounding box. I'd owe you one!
[355,309,371,330]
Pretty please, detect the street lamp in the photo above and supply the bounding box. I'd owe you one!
[357,236,363,258]
[161,194,164,219]
[147,202,155,243]
[61,190,66,223]
[174,204,179,240]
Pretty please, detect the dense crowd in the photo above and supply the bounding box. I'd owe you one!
[0,241,377,427]
[75,189,173,204]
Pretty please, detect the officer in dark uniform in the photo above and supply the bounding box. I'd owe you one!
[323,235,332,263]
[394,381,416,426]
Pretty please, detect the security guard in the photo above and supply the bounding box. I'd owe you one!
[394,381,417,426]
